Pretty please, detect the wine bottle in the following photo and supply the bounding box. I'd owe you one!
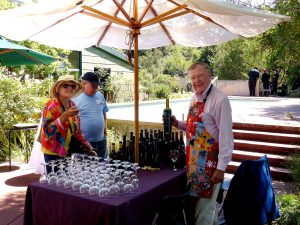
[163,98,172,134]
[122,135,127,161]
[139,132,145,167]
[129,135,135,163]
[109,143,118,160]
[117,141,124,160]
[126,140,130,161]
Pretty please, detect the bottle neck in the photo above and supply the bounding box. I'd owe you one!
[166,98,169,108]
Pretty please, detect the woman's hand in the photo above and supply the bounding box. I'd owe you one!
[60,106,79,122]
[83,144,97,156]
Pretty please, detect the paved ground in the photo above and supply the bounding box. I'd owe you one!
[1,96,299,225]
[107,96,300,126]
[0,163,39,225]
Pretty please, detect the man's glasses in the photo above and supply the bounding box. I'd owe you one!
[62,83,77,90]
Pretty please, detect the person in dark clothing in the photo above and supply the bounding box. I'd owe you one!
[271,70,280,95]
[248,67,260,96]
[261,70,270,89]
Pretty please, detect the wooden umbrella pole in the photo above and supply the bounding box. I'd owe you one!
[133,0,140,163]
[134,33,139,163]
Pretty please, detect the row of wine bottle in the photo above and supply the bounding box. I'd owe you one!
[109,129,186,169]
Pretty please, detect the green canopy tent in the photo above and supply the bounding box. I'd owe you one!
[0,36,56,66]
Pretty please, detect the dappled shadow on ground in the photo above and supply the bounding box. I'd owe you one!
[0,191,25,225]
[260,104,300,122]
[0,166,20,173]
[5,173,40,187]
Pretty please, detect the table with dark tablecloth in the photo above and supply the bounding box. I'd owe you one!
[24,168,187,225]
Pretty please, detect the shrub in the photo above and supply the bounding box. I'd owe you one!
[285,154,300,188]
[0,74,45,162]
[273,194,300,225]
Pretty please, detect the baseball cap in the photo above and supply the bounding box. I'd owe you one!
[81,72,101,86]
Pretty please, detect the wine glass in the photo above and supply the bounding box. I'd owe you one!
[48,161,58,185]
[169,150,179,171]
[39,162,48,184]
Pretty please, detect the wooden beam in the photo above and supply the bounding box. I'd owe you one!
[112,0,131,22]
[81,5,130,27]
[138,0,154,24]
[141,4,187,27]
[143,10,190,27]
[134,0,138,20]
[97,0,127,45]
[145,0,175,45]
[134,34,139,164]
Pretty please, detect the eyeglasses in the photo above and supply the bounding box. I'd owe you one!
[62,83,77,90]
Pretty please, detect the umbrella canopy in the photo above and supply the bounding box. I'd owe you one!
[0,36,56,66]
[0,0,289,161]
[0,0,289,50]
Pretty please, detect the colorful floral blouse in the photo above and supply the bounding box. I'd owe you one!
[40,98,90,157]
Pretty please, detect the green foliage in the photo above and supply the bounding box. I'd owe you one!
[0,74,47,161]
[163,46,202,77]
[0,0,16,10]
[260,0,300,89]
[273,194,300,225]
[287,154,300,187]
[211,39,247,80]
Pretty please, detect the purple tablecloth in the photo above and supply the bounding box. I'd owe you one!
[24,168,187,225]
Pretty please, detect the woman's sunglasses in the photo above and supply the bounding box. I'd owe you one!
[62,83,77,90]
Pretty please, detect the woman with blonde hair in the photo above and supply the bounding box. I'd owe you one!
[40,75,94,167]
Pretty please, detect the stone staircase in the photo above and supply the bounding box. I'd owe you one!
[226,122,300,181]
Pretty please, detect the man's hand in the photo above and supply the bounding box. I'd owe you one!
[210,169,224,184]
[162,114,178,127]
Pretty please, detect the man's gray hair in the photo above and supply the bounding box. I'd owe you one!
[188,62,213,77]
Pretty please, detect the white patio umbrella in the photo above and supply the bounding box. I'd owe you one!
[0,0,289,161]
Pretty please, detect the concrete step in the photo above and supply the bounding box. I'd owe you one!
[233,130,300,145]
[232,150,288,168]
[226,161,292,181]
[234,140,300,156]
[233,122,300,134]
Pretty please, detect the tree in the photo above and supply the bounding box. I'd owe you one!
[211,39,247,80]
[260,0,300,89]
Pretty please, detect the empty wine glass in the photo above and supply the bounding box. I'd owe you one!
[39,162,48,184]
[48,161,58,185]
[169,150,179,171]
[99,186,110,198]
[72,179,83,192]
[89,181,100,196]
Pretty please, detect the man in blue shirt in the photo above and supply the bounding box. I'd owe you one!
[73,72,109,158]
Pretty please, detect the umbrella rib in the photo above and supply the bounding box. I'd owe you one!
[3,49,44,64]
[166,0,238,35]
[26,0,103,40]
[112,0,131,22]
[81,5,130,27]
[97,0,127,46]
[141,4,187,27]
[143,10,190,27]
[145,1,175,45]
[138,0,155,24]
